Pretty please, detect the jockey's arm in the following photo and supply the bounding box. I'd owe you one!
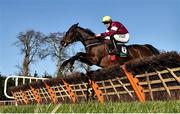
[101,26,118,37]
[101,29,116,37]
[95,34,101,37]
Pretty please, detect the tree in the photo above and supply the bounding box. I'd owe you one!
[0,74,15,100]
[15,30,45,76]
[40,32,69,77]
[42,70,52,78]
[0,75,6,100]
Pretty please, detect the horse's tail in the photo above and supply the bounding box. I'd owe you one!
[145,44,160,55]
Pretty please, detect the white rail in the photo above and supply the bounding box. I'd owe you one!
[4,75,49,99]
[0,100,17,106]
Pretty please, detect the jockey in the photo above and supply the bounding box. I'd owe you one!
[96,16,129,55]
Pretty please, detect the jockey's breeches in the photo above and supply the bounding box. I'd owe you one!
[104,33,129,43]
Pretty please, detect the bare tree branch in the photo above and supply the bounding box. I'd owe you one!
[15,30,44,76]
[40,32,69,77]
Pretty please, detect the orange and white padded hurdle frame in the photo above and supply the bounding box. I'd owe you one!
[4,66,180,105]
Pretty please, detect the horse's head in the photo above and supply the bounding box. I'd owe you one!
[61,23,79,47]
[61,23,96,47]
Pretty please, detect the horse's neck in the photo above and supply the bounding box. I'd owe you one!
[81,36,102,48]
[77,28,100,46]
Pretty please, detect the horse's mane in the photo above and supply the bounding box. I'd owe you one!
[77,26,95,36]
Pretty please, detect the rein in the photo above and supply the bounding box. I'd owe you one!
[85,42,102,48]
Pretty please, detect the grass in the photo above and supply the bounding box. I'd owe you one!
[1,100,180,113]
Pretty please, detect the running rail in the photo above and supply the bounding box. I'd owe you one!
[4,75,49,99]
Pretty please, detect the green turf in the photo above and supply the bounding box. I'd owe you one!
[1,100,180,113]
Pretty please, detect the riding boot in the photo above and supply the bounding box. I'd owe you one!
[110,36,118,54]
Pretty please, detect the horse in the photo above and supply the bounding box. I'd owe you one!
[60,23,159,70]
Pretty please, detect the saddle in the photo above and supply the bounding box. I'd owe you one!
[104,39,128,57]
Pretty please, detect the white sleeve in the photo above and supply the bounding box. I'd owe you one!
[106,30,109,32]
[111,26,118,31]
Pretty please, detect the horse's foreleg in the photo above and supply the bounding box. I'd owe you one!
[60,57,77,70]
[60,59,72,69]
[61,52,92,69]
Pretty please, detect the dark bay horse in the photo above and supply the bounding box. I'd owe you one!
[60,23,159,69]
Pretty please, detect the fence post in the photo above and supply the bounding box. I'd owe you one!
[44,82,57,104]
[62,79,76,103]
[121,65,145,102]
[29,85,42,104]
[89,79,104,103]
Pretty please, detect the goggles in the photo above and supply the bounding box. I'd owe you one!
[103,21,110,24]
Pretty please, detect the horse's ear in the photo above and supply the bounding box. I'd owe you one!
[71,23,79,29]
[75,23,79,27]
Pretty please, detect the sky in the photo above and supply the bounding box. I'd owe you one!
[0,0,179,76]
